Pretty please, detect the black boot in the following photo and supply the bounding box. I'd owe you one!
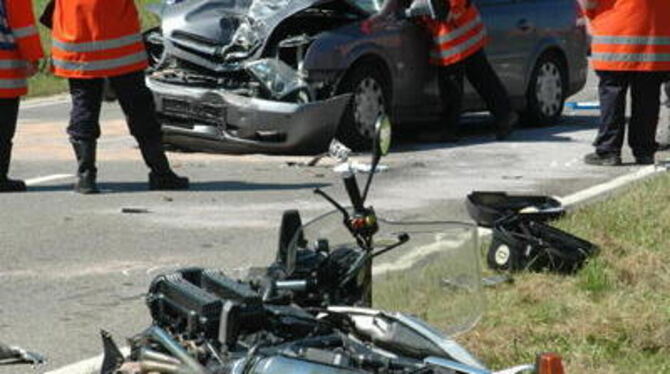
[138,138,189,190]
[71,139,100,194]
[0,142,26,193]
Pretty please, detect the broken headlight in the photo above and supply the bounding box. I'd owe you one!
[245,59,313,103]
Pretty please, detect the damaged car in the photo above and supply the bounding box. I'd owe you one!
[144,0,588,153]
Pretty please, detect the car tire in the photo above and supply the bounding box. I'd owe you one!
[336,63,390,150]
[487,238,520,271]
[522,52,567,126]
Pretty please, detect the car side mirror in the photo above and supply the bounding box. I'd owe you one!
[405,0,450,21]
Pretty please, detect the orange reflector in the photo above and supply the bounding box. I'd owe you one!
[536,352,565,374]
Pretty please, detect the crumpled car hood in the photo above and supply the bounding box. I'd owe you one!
[154,0,360,68]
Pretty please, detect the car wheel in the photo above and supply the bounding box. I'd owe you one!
[487,238,520,271]
[336,64,390,150]
[522,53,566,126]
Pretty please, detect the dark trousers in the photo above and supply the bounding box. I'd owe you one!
[437,61,465,132]
[464,49,512,123]
[67,70,161,143]
[594,70,664,158]
[0,97,19,147]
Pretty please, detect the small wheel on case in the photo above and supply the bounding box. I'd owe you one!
[487,239,519,271]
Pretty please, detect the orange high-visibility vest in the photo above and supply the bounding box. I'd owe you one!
[51,0,148,78]
[586,0,670,71]
[423,0,487,66]
[0,0,43,98]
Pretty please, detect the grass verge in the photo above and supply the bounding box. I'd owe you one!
[374,173,670,373]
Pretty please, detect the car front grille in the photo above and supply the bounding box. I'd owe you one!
[161,97,226,126]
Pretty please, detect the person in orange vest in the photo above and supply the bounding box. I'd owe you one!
[0,0,43,192]
[461,3,517,140]
[50,0,189,193]
[579,0,670,166]
[417,0,489,142]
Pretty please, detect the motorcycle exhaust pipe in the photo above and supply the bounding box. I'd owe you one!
[139,359,184,374]
[145,326,208,374]
[138,347,182,366]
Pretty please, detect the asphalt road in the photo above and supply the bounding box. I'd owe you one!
[1,73,669,372]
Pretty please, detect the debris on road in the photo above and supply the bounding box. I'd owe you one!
[565,101,600,110]
[121,207,151,214]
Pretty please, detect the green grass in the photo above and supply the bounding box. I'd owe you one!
[27,0,160,97]
[374,173,670,373]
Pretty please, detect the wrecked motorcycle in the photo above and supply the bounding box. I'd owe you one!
[102,117,558,374]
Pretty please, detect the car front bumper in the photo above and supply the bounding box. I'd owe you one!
[147,78,350,154]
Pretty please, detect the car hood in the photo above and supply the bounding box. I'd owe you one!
[153,0,368,68]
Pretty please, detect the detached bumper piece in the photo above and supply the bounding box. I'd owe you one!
[148,78,350,154]
[466,191,597,273]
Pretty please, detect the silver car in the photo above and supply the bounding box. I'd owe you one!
[145,0,588,153]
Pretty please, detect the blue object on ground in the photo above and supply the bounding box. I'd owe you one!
[565,101,600,110]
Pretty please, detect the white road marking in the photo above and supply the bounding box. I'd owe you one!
[559,164,666,207]
[25,174,75,186]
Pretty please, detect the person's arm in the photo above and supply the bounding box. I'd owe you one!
[6,0,44,76]
[576,0,600,19]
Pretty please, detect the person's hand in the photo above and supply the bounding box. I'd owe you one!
[577,0,598,10]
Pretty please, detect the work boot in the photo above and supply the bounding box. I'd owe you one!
[635,155,655,165]
[71,139,100,194]
[138,138,189,191]
[495,111,519,140]
[583,152,622,166]
[0,142,26,193]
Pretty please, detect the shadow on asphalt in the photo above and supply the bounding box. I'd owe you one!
[391,114,599,153]
[27,181,331,193]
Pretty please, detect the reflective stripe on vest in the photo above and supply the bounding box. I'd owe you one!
[0,77,26,89]
[430,26,486,60]
[592,35,670,46]
[433,14,483,46]
[52,31,148,76]
[0,58,26,69]
[591,52,670,63]
[12,24,36,38]
[591,35,670,67]
[52,50,148,72]
[53,33,144,53]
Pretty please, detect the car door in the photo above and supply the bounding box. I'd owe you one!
[464,0,540,106]
[380,0,443,122]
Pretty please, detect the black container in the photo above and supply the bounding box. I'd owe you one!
[466,191,564,228]
[487,217,599,273]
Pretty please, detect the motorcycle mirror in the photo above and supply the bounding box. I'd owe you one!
[375,114,392,158]
[362,114,392,203]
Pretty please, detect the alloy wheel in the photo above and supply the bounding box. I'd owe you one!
[535,62,563,118]
[353,77,385,140]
